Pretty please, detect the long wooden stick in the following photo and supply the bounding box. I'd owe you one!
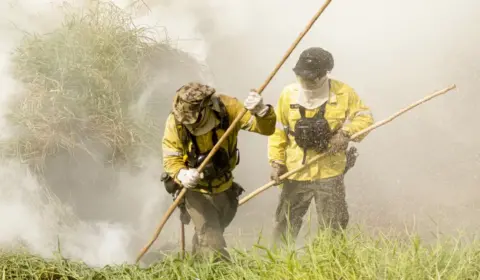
[180,222,185,259]
[239,84,457,206]
[134,0,333,264]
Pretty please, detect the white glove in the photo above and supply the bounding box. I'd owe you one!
[244,91,269,117]
[177,168,202,189]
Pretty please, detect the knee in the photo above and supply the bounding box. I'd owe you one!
[197,226,225,248]
[275,209,304,227]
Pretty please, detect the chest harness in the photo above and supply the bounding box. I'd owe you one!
[287,101,334,164]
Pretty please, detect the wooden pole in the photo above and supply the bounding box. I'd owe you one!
[180,222,185,259]
[238,84,457,206]
[135,0,333,264]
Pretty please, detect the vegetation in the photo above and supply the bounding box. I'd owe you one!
[2,230,479,279]
[0,1,207,218]
[0,2,477,280]
[1,1,204,175]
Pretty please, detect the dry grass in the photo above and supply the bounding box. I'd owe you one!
[0,1,198,175]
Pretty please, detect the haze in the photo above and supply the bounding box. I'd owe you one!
[0,0,478,267]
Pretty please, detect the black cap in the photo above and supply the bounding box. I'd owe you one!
[293,47,334,80]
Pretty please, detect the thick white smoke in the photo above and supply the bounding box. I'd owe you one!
[0,0,478,268]
[140,0,480,243]
[0,0,189,267]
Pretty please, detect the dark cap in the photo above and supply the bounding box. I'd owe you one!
[293,47,334,80]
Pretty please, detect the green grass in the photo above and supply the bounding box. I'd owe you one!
[3,229,480,279]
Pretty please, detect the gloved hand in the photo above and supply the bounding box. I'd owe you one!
[177,168,202,189]
[244,90,269,117]
[329,130,350,153]
[270,162,288,185]
[344,146,358,174]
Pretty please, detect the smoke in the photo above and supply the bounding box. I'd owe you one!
[0,0,189,267]
[0,0,479,268]
[146,0,480,243]
[197,0,480,242]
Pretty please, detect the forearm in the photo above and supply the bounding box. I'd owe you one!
[241,105,277,135]
[343,113,374,141]
[343,91,374,142]
[163,156,186,182]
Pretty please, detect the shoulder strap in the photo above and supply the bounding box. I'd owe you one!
[210,95,234,156]
[298,106,306,118]
[174,118,198,167]
[211,95,229,130]
[319,101,328,116]
[313,101,328,119]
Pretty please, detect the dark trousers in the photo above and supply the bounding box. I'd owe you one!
[273,175,349,243]
[184,182,243,258]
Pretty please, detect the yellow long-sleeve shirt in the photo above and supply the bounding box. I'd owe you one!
[162,93,276,193]
[268,78,374,181]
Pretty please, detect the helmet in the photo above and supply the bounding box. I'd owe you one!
[172,82,216,124]
[293,47,334,80]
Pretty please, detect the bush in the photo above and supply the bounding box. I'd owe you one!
[0,1,208,219]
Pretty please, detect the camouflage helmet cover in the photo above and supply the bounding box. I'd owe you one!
[172,82,216,124]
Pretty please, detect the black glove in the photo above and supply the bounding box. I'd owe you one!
[270,162,288,185]
[344,146,358,174]
[161,172,180,194]
[329,130,350,153]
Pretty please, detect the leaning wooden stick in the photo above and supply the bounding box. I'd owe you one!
[239,84,457,206]
[134,0,334,265]
[180,222,185,259]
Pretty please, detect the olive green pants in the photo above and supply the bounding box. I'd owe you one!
[273,175,349,243]
[184,182,243,259]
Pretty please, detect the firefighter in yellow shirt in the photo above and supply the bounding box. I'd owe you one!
[268,47,374,243]
[161,82,276,258]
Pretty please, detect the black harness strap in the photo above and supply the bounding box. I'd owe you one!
[185,122,232,193]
